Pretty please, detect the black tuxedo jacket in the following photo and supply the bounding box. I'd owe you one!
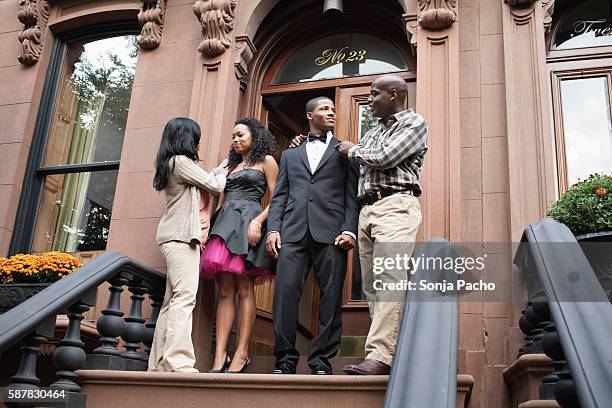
[268,137,359,244]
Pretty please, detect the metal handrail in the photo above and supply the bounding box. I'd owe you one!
[0,252,165,353]
[385,237,459,408]
[515,219,612,408]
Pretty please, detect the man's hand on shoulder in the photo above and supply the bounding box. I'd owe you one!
[266,232,282,259]
[335,141,356,156]
[334,233,356,251]
[289,134,307,148]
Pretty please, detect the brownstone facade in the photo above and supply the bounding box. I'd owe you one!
[2,0,608,406]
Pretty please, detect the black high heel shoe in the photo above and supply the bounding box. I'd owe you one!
[227,356,251,373]
[208,354,231,373]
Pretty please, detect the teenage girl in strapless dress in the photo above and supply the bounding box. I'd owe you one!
[200,117,278,373]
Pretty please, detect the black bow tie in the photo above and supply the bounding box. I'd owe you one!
[308,133,327,143]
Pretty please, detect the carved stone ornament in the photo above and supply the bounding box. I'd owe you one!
[234,35,256,92]
[505,0,556,34]
[403,13,419,51]
[417,0,457,31]
[137,0,167,49]
[542,0,555,34]
[17,0,51,66]
[504,0,536,7]
[193,0,237,58]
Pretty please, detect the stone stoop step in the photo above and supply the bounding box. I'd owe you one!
[77,370,474,408]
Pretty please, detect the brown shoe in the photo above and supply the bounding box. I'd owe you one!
[342,359,390,375]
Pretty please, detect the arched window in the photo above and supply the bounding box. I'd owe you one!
[273,33,410,84]
[552,0,612,50]
[548,1,612,191]
[10,23,140,255]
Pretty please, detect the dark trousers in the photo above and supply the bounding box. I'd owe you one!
[273,229,347,369]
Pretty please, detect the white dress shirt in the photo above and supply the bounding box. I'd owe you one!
[306,131,333,173]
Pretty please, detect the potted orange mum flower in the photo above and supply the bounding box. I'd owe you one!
[0,252,81,313]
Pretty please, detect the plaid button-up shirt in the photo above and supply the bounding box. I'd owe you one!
[348,108,428,197]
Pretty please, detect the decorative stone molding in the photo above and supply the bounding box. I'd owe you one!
[193,0,237,58]
[234,35,256,92]
[504,0,536,7]
[502,0,558,240]
[137,0,166,49]
[417,0,457,31]
[17,0,51,66]
[542,0,555,35]
[403,13,419,51]
[505,0,556,38]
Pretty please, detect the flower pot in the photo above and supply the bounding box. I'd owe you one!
[0,283,53,313]
[575,230,612,302]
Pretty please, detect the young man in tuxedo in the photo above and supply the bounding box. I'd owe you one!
[266,96,359,375]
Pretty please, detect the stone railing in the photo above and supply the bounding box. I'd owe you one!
[385,238,465,408]
[0,252,166,406]
[508,219,612,408]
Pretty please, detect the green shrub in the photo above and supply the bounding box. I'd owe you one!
[547,174,612,235]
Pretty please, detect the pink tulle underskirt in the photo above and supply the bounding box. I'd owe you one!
[200,236,274,284]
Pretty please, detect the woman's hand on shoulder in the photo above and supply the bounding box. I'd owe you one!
[213,159,229,175]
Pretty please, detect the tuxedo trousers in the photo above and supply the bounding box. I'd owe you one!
[273,229,347,369]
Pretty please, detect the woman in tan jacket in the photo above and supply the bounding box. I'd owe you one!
[149,117,226,373]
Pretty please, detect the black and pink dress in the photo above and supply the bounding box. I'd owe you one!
[200,168,274,284]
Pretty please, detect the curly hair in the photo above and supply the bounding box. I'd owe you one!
[226,117,276,171]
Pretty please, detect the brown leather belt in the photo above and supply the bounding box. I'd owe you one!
[357,188,413,207]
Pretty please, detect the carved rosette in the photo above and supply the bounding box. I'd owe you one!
[193,0,237,58]
[17,0,51,66]
[137,0,166,49]
[417,0,457,31]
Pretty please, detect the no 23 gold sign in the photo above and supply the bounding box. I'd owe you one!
[315,48,367,66]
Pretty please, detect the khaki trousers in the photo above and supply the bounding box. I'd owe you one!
[358,193,421,366]
[148,240,200,372]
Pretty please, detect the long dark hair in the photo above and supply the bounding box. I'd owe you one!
[153,117,201,191]
[227,117,276,172]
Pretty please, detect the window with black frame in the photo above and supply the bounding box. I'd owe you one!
[10,27,139,256]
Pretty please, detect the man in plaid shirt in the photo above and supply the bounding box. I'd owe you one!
[337,74,428,375]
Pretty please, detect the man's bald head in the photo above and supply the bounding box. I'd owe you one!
[372,75,408,104]
[368,74,409,119]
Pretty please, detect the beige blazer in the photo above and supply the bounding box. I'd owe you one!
[156,155,226,245]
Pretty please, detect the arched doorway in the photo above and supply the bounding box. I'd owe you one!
[240,0,415,365]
